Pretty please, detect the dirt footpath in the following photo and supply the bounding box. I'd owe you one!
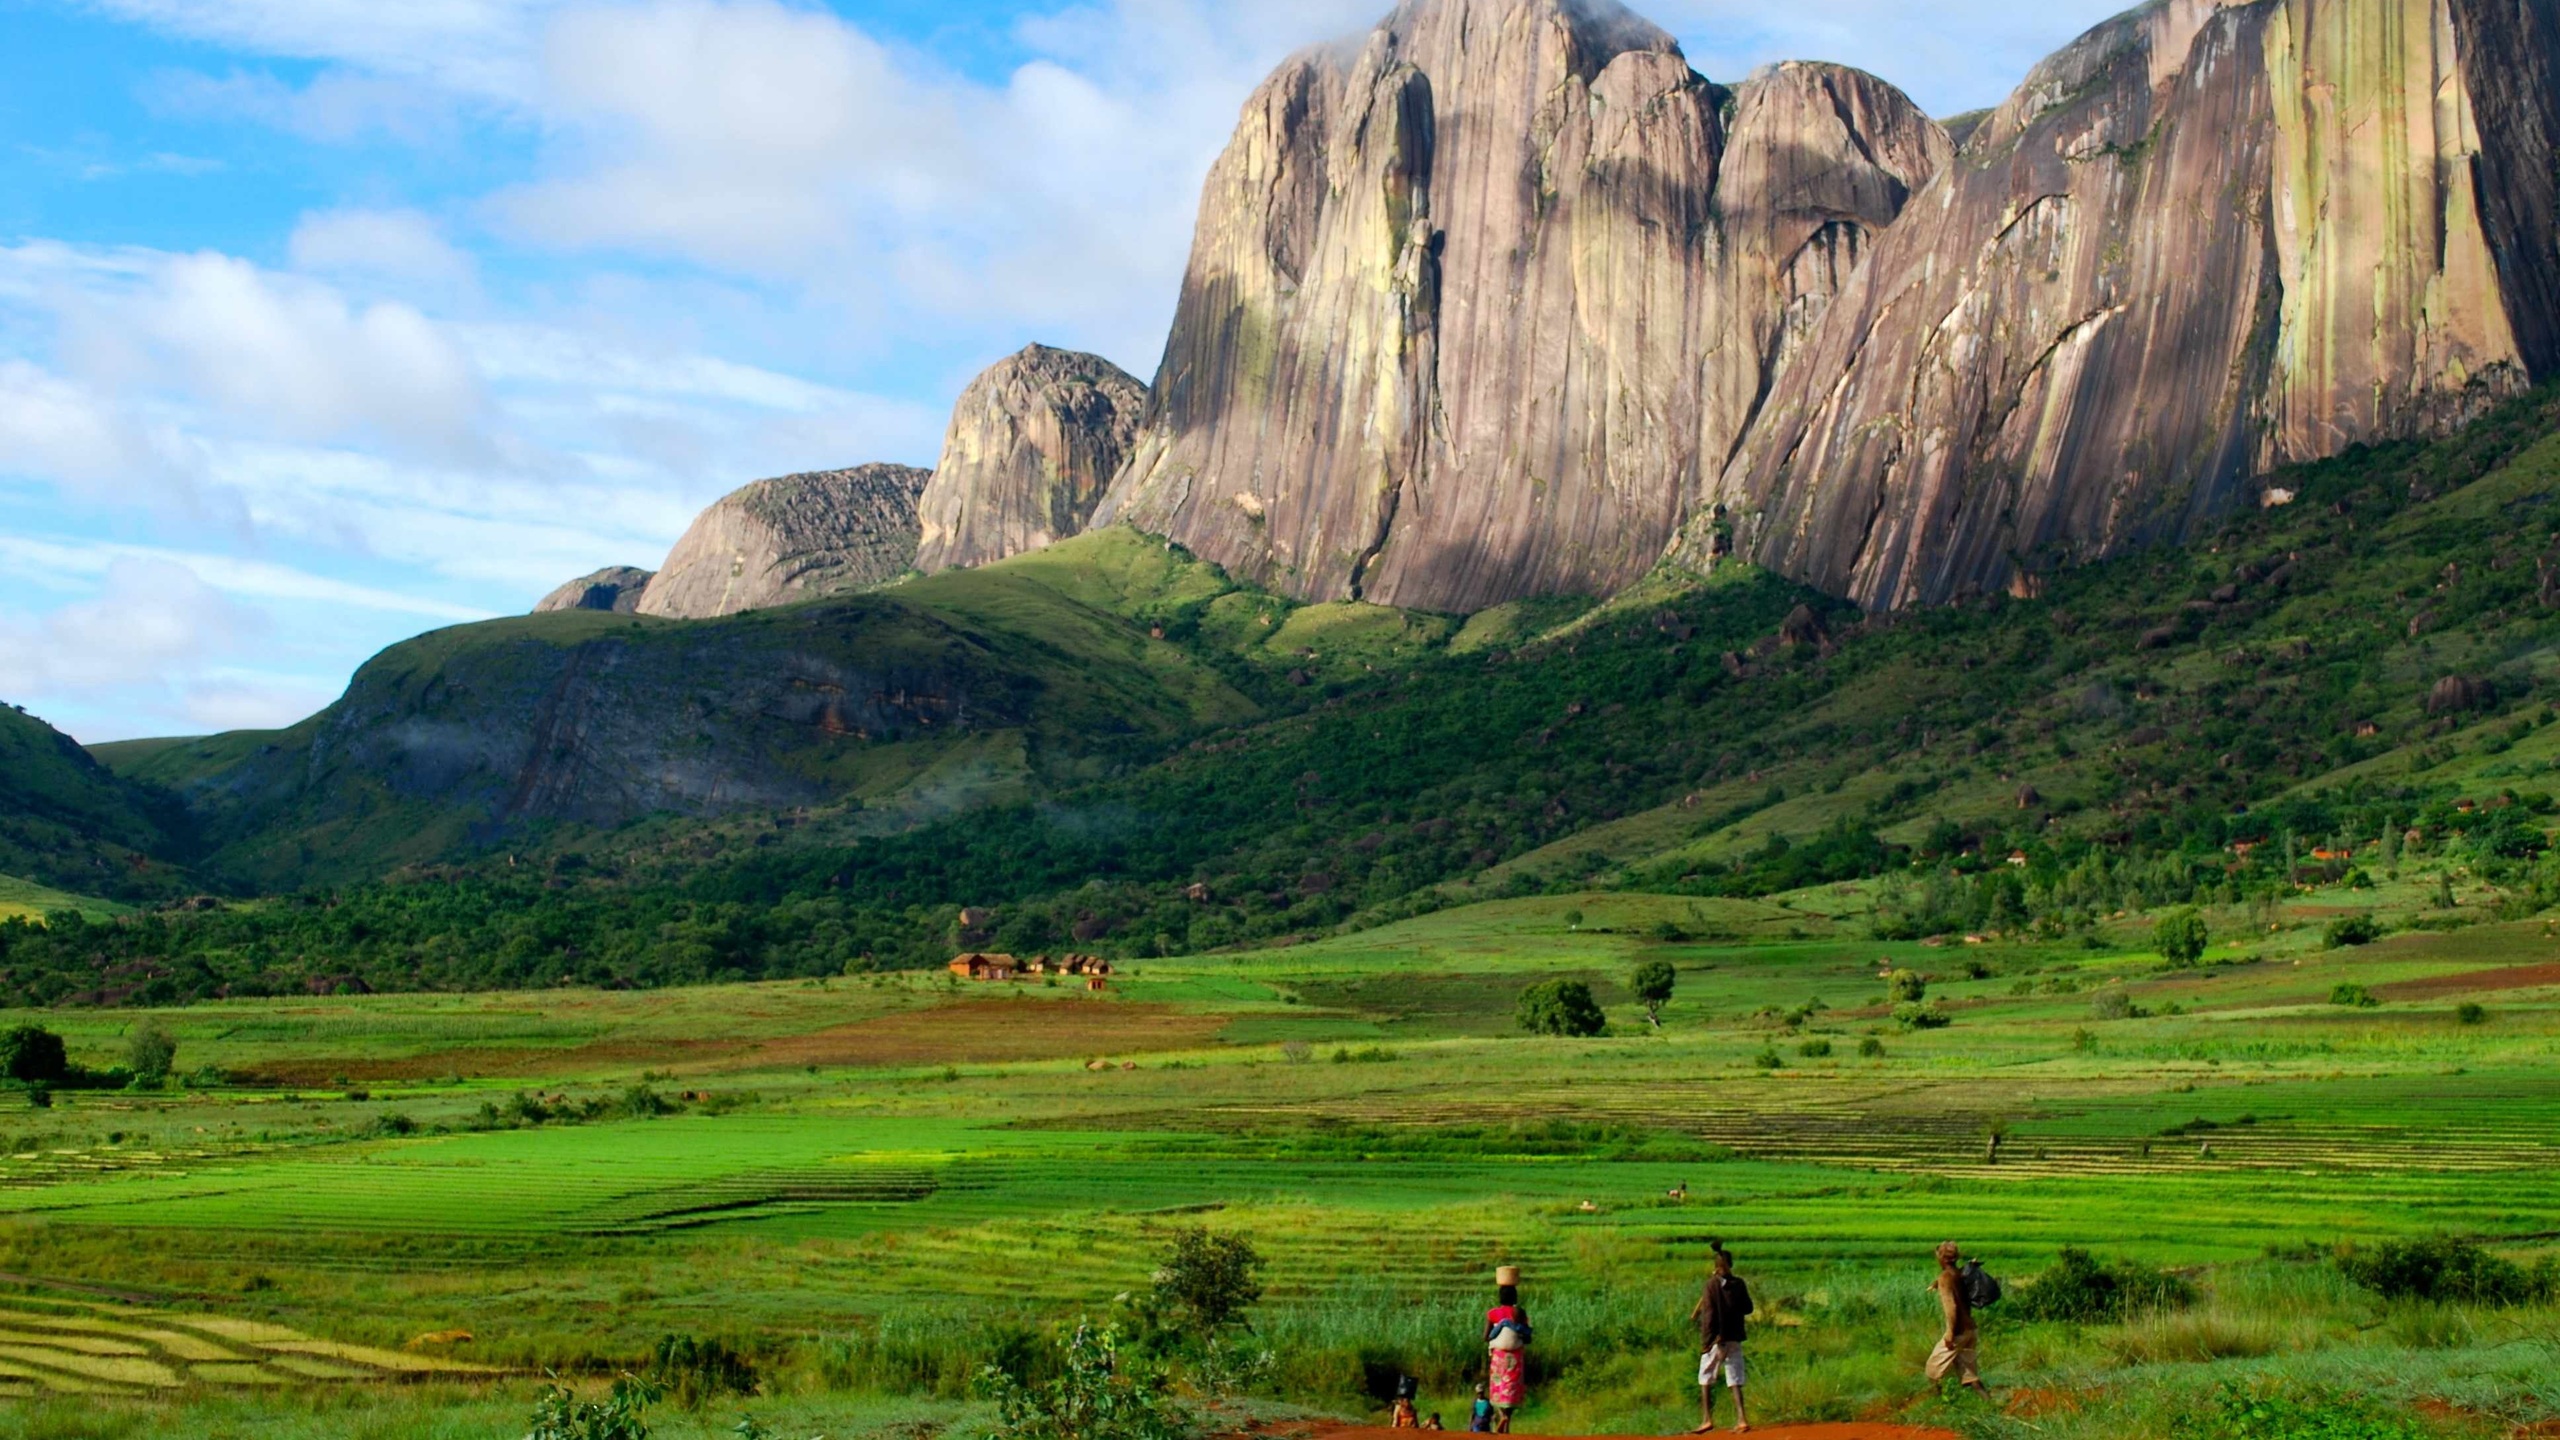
[1309,1425,1960,1440]
[1310,1414,1945,1424]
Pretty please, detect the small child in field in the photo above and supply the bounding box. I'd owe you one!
[1424,1415,1445,1431]
[1391,1397,1418,1428]
[1469,1384,1494,1433]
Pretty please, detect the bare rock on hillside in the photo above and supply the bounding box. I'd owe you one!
[1721,0,2560,610]
[1097,0,1945,614]
[914,345,1147,574]
[637,465,932,620]
[534,566,654,615]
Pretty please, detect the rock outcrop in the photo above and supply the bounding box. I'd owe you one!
[1097,0,1945,614]
[637,465,932,620]
[1719,0,2560,610]
[533,566,654,615]
[914,346,1147,574]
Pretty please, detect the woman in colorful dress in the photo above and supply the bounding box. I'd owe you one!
[1484,1265,1532,1433]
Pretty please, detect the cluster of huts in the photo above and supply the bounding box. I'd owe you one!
[947,953,1113,988]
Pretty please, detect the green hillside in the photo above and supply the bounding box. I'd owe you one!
[0,702,195,902]
[17,388,2560,1003]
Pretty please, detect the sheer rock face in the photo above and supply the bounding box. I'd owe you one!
[636,465,933,620]
[914,345,1147,574]
[1097,0,1944,614]
[1720,0,2560,611]
[533,566,654,615]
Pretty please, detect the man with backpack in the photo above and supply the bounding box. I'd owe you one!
[1927,1241,1996,1397]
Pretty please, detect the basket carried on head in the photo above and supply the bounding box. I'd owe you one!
[1494,1265,1520,1287]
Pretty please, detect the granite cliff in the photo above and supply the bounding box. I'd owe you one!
[915,345,1148,574]
[636,465,932,620]
[534,566,654,615]
[1095,0,1946,613]
[1716,0,2560,608]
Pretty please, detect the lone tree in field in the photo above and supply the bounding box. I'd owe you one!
[2154,908,2208,968]
[1148,1226,1264,1334]
[1517,979,1607,1037]
[126,1023,177,1088]
[0,1026,66,1085]
[1885,969,1927,1004]
[1630,959,1676,1029]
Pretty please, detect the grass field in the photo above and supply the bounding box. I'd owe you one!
[0,880,2550,1439]
[0,877,123,926]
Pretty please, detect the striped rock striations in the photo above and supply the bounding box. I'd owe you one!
[915,345,1148,574]
[1719,0,2560,610]
[1096,0,1946,614]
[636,465,933,621]
[533,566,654,615]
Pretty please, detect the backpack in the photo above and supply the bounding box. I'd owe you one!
[1960,1259,2002,1309]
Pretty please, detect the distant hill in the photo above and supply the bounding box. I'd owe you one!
[0,704,195,902]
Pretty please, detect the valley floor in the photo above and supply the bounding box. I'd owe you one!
[0,889,2551,1438]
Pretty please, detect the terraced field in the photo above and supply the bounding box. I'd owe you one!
[0,890,2548,1433]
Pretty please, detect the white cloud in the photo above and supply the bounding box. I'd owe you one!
[289,208,479,290]
[0,534,493,621]
[88,0,553,103]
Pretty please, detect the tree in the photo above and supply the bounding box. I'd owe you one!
[2153,908,2208,968]
[1146,1228,1263,1333]
[1885,969,1927,1004]
[977,1325,1191,1440]
[126,1023,177,1088]
[1516,980,1606,1037]
[0,1026,66,1085]
[1629,960,1676,1029]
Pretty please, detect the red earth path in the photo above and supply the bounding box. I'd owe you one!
[1308,1426,1958,1440]
[1310,1414,1945,1424]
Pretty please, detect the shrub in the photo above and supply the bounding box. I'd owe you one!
[2154,909,2209,967]
[2091,989,2132,1020]
[0,1027,67,1085]
[1751,1048,1783,1070]
[649,1335,759,1407]
[1894,1001,1952,1031]
[2323,916,2380,948]
[2172,1382,2430,1440]
[2328,984,2379,1008]
[2336,1236,2547,1305]
[527,1375,661,1440]
[1629,959,1676,1028]
[2455,1002,2487,1025]
[124,1023,177,1089]
[1516,980,1606,1037]
[2011,1247,2197,1323]
[1144,1227,1264,1334]
[977,1324,1191,1440]
[1857,1037,1886,1058]
[1796,1039,1833,1058]
[1885,969,1927,1003]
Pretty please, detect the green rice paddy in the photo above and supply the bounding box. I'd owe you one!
[0,889,2554,1436]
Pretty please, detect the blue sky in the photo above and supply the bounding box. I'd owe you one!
[0,0,2134,743]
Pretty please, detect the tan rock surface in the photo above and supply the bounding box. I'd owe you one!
[914,345,1146,574]
[1099,0,1944,614]
[636,465,932,620]
[533,566,654,615]
[1719,0,2560,610]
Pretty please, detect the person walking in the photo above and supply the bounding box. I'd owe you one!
[1927,1241,1991,1398]
[1689,1239,1753,1432]
[1484,1265,1532,1433]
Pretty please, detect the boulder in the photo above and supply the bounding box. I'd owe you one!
[533,566,654,615]
[2427,675,2497,715]
[914,345,1147,574]
[637,465,932,620]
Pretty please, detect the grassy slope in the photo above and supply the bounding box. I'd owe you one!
[0,704,193,902]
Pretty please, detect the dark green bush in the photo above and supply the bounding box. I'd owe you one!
[976,1324,1191,1440]
[2322,916,2380,948]
[2336,1236,2548,1305]
[1516,980,1605,1037]
[2010,1247,2197,1322]
[1894,1001,1952,1031]
[648,1335,759,1408]
[2154,909,2208,967]
[1857,1037,1886,1058]
[527,1375,661,1440]
[0,1026,67,1085]
[2328,983,2379,1008]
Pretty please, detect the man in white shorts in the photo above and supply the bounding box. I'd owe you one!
[1689,1239,1753,1432]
